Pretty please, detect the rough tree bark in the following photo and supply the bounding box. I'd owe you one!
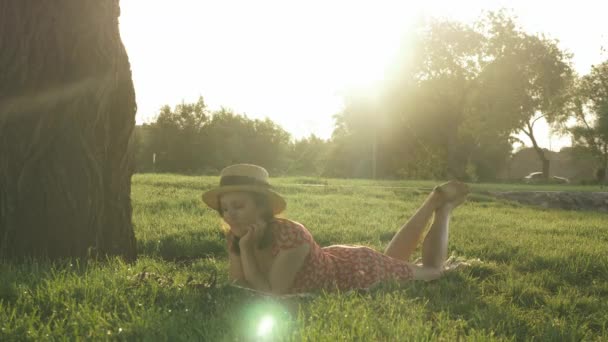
[0,0,137,260]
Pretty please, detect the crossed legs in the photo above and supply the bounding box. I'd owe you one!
[384,181,468,280]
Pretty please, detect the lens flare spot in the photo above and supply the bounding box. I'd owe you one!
[257,315,275,337]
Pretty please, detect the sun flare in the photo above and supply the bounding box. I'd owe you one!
[120,0,605,148]
[119,0,423,138]
[257,315,275,337]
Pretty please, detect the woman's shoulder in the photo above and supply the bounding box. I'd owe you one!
[272,218,308,230]
[272,218,314,237]
[270,218,314,252]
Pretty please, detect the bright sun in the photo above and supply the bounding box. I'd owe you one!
[119,0,422,137]
[119,0,598,149]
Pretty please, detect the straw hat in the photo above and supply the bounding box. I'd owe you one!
[202,164,286,214]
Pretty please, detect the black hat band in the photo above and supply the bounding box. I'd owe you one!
[219,175,271,188]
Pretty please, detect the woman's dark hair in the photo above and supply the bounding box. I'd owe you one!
[217,191,275,255]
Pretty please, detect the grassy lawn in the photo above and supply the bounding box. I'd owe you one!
[1,174,607,340]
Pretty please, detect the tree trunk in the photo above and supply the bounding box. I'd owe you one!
[531,146,550,180]
[525,124,550,181]
[541,156,550,180]
[603,168,607,188]
[0,1,137,260]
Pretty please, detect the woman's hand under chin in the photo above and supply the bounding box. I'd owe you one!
[238,225,256,251]
[238,220,266,251]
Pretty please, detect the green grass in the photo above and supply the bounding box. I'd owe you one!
[1,174,607,340]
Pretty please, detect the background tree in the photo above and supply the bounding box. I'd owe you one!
[135,103,292,174]
[129,11,579,183]
[202,109,291,174]
[325,95,382,178]
[567,61,608,185]
[287,134,330,176]
[475,12,573,180]
[0,1,137,260]
[131,123,156,172]
[148,97,208,172]
[331,11,572,181]
[331,15,496,180]
[248,117,292,174]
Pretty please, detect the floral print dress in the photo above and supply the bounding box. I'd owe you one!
[269,218,413,293]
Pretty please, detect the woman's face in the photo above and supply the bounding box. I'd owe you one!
[219,192,263,237]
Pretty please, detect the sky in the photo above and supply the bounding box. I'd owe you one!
[119,0,608,151]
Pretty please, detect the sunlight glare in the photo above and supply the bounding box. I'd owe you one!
[119,0,603,148]
[119,0,422,138]
[257,315,275,337]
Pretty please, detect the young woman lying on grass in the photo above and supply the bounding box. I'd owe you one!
[202,164,470,295]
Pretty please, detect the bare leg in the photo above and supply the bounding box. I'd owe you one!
[384,193,441,261]
[385,180,468,263]
[421,205,452,268]
[407,204,460,282]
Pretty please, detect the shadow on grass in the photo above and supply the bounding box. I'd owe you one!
[0,259,90,304]
[137,230,227,262]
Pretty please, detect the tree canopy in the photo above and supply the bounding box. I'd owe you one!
[132,11,601,184]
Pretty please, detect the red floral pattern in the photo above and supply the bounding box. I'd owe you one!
[270,218,413,293]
